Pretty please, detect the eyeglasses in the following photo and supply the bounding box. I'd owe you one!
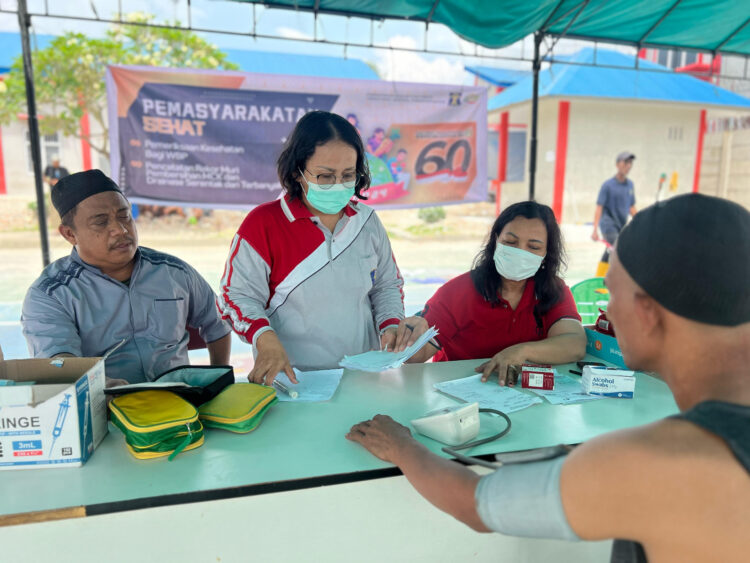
[301,169,360,190]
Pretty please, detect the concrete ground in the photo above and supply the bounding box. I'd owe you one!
[0,199,605,371]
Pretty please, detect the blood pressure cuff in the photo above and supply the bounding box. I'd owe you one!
[109,390,204,460]
[198,383,277,433]
[474,455,580,540]
[105,365,234,407]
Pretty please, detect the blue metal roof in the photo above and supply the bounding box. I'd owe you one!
[489,48,750,111]
[465,65,529,87]
[0,32,377,79]
[0,31,54,73]
[224,48,377,79]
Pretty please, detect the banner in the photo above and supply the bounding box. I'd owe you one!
[107,65,487,209]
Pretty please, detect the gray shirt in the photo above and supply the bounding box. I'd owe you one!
[21,247,230,383]
[597,176,635,234]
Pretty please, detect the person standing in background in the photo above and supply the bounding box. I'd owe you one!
[592,151,636,276]
[43,158,70,190]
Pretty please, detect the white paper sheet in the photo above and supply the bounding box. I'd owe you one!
[529,372,604,405]
[433,374,542,414]
[274,368,345,402]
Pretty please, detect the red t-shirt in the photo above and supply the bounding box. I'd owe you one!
[422,272,581,362]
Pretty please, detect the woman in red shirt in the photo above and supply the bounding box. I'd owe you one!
[395,201,586,384]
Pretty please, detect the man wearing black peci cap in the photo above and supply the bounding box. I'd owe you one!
[347,193,750,563]
[21,169,231,383]
[592,151,637,276]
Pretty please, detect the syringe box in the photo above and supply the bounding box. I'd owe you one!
[581,366,636,398]
[0,357,108,470]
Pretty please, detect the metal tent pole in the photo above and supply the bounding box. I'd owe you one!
[528,31,543,201]
[18,0,50,267]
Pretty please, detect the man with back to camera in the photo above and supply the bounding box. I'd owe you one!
[592,151,637,276]
[348,193,750,563]
[21,169,231,383]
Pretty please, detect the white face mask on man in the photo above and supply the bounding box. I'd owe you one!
[493,243,545,281]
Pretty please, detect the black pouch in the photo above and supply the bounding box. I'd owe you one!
[104,365,234,407]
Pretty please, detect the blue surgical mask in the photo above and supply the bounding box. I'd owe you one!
[300,171,355,215]
[493,244,545,281]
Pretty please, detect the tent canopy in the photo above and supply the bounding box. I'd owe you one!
[488,48,750,110]
[228,0,750,56]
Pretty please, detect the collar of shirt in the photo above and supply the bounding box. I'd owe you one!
[70,246,141,285]
[281,193,359,222]
[611,176,631,186]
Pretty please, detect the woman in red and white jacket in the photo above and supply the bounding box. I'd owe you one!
[218,111,404,385]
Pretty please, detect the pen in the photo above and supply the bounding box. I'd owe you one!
[272,379,299,399]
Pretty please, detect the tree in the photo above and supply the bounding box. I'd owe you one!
[0,12,238,157]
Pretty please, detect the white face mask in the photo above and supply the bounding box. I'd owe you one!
[493,243,545,281]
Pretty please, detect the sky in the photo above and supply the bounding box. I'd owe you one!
[0,0,610,85]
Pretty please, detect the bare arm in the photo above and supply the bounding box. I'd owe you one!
[347,415,489,532]
[561,420,709,541]
[477,319,586,384]
[349,414,750,558]
[629,205,637,217]
[206,333,231,366]
[591,205,603,240]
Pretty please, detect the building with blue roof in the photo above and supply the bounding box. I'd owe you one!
[488,48,750,112]
[475,48,750,221]
[0,31,377,197]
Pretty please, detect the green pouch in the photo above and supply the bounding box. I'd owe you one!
[198,383,277,433]
[109,390,204,460]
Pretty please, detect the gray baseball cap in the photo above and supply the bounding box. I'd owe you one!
[616,151,636,163]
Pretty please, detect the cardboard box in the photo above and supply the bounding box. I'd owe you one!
[585,327,628,368]
[582,366,636,398]
[0,357,108,470]
[520,364,555,390]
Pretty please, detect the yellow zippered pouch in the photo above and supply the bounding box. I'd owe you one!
[110,390,204,460]
[198,383,277,433]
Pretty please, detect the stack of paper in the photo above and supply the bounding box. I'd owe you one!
[339,327,439,372]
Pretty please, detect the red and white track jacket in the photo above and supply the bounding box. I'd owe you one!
[218,194,404,370]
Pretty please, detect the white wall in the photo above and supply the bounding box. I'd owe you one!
[1,114,107,199]
[490,98,714,223]
[564,98,703,222]
[699,115,750,209]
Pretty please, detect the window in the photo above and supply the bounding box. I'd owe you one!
[506,130,527,182]
[26,130,61,174]
[487,130,499,180]
[657,49,670,67]
[487,129,526,182]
